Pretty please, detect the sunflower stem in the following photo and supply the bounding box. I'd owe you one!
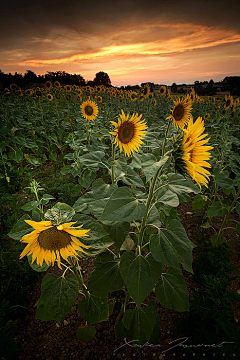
[111,142,116,184]
[162,119,171,156]
[138,166,162,248]
[69,257,90,299]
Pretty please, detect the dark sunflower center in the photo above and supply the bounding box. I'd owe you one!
[38,227,71,250]
[226,100,230,107]
[160,88,164,93]
[118,122,135,144]
[85,105,94,116]
[173,104,185,121]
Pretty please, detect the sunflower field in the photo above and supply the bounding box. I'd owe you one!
[1,82,240,359]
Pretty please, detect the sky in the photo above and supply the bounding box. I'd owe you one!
[1,0,240,86]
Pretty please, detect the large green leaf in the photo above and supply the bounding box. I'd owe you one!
[44,202,75,224]
[27,254,50,272]
[123,301,158,347]
[72,213,114,258]
[78,170,96,188]
[207,201,228,217]
[158,189,179,207]
[150,219,195,273]
[100,187,147,222]
[36,274,79,323]
[8,214,32,240]
[119,252,162,307]
[79,151,105,171]
[77,325,96,343]
[78,292,109,324]
[142,154,169,182]
[192,194,208,210]
[88,260,124,293]
[155,267,189,311]
[114,160,144,188]
[103,222,130,250]
[163,173,201,196]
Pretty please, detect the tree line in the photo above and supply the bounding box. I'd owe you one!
[0,70,112,89]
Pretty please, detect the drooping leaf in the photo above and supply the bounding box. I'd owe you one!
[36,274,79,323]
[119,252,162,307]
[150,219,195,273]
[155,267,189,311]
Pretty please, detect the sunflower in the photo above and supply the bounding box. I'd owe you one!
[224,95,233,110]
[130,91,138,101]
[166,97,192,129]
[77,94,82,101]
[97,95,102,102]
[204,113,210,120]
[180,117,213,189]
[45,81,52,90]
[109,110,147,157]
[80,99,99,121]
[20,220,90,269]
[159,85,167,96]
[142,84,150,98]
[54,81,61,88]
[152,99,157,106]
[65,85,72,92]
[47,94,53,101]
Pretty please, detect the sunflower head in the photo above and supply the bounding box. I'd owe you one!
[109,109,147,157]
[159,85,167,96]
[54,81,61,88]
[204,113,210,120]
[142,84,150,98]
[45,81,52,90]
[65,85,72,92]
[177,116,214,189]
[19,220,90,269]
[47,94,53,101]
[224,95,233,110]
[80,100,99,121]
[166,97,192,129]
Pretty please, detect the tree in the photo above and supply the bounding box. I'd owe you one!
[171,83,178,93]
[93,71,111,86]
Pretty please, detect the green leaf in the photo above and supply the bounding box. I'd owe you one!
[103,222,130,251]
[44,202,75,224]
[114,320,129,339]
[94,252,114,268]
[114,160,144,188]
[8,214,32,240]
[158,189,179,207]
[21,200,39,211]
[210,234,226,247]
[150,219,195,273]
[100,187,147,222]
[78,170,96,188]
[88,260,124,293]
[123,301,158,347]
[207,201,228,217]
[36,274,79,323]
[192,194,208,210]
[78,292,109,324]
[214,169,234,191]
[72,213,114,258]
[27,254,50,272]
[61,165,72,175]
[49,153,57,161]
[155,267,189,311]
[142,154,169,182]
[77,325,96,343]
[79,151,105,171]
[41,194,55,205]
[119,252,162,307]
[167,173,201,195]
[235,202,240,217]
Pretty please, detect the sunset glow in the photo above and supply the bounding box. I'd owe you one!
[1,0,240,86]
